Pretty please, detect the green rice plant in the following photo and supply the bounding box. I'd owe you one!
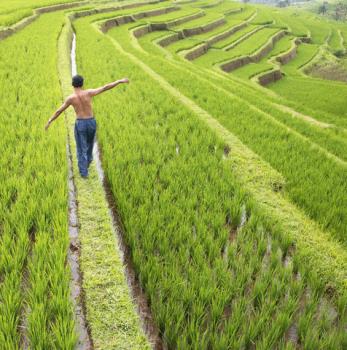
[230,35,294,79]
[274,10,309,37]
[0,11,75,348]
[305,18,331,44]
[281,43,320,74]
[195,27,280,66]
[270,75,347,125]
[148,7,201,23]
[212,24,260,49]
[0,0,81,27]
[69,7,347,348]
[250,6,275,25]
[173,11,223,31]
[328,28,345,54]
[106,13,347,244]
[269,34,294,57]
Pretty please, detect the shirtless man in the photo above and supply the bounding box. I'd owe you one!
[45,74,129,178]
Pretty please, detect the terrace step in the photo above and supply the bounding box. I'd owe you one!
[220,30,286,72]
[105,31,347,296]
[182,10,257,60]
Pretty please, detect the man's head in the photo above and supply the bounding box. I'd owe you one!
[72,75,84,88]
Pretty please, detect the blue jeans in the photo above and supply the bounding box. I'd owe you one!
[74,118,96,177]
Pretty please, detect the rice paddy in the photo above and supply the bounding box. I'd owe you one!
[1,0,346,349]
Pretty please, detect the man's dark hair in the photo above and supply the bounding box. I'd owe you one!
[72,75,84,88]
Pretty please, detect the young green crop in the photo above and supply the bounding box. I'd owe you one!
[0,0,81,27]
[229,35,294,79]
[109,9,347,244]
[280,43,320,75]
[70,4,347,348]
[328,28,344,53]
[212,24,260,49]
[195,27,280,66]
[0,11,75,348]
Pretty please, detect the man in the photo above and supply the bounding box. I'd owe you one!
[45,75,129,178]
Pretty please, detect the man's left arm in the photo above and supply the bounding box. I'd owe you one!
[45,97,72,130]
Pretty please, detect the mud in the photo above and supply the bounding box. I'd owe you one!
[222,204,247,261]
[67,141,93,350]
[18,255,31,350]
[93,142,164,350]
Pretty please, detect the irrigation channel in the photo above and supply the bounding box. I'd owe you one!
[67,32,92,350]
[68,32,162,349]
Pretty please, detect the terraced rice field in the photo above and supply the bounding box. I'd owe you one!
[1,0,346,349]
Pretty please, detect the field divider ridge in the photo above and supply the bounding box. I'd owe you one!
[57,17,155,349]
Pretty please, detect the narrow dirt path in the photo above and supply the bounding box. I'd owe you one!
[58,21,156,349]
[104,31,347,296]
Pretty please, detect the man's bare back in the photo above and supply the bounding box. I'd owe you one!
[45,75,129,178]
[69,89,94,119]
[45,76,129,129]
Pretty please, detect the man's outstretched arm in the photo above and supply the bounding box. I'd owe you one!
[87,78,129,97]
[45,97,72,130]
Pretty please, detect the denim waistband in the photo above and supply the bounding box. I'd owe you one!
[76,116,95,121]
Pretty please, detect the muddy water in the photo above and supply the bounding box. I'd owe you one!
[71,32,162,349]
[68,32,93,350]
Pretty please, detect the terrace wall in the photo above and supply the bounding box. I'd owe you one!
[184,21,251,60]
[182,17,226,37]
[257,69,282,86]
[276,39,301,65]
[221,30,286,72]
[100,6,178,33]
[151,11,204,30]
[157,32,183,46]
[185,42,210,60]
[133,24,151,38]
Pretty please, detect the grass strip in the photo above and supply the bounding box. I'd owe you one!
[57,17,151,350]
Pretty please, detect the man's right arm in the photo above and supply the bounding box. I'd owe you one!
[88,78,129,97]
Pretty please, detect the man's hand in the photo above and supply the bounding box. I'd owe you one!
[119,78,129,84]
